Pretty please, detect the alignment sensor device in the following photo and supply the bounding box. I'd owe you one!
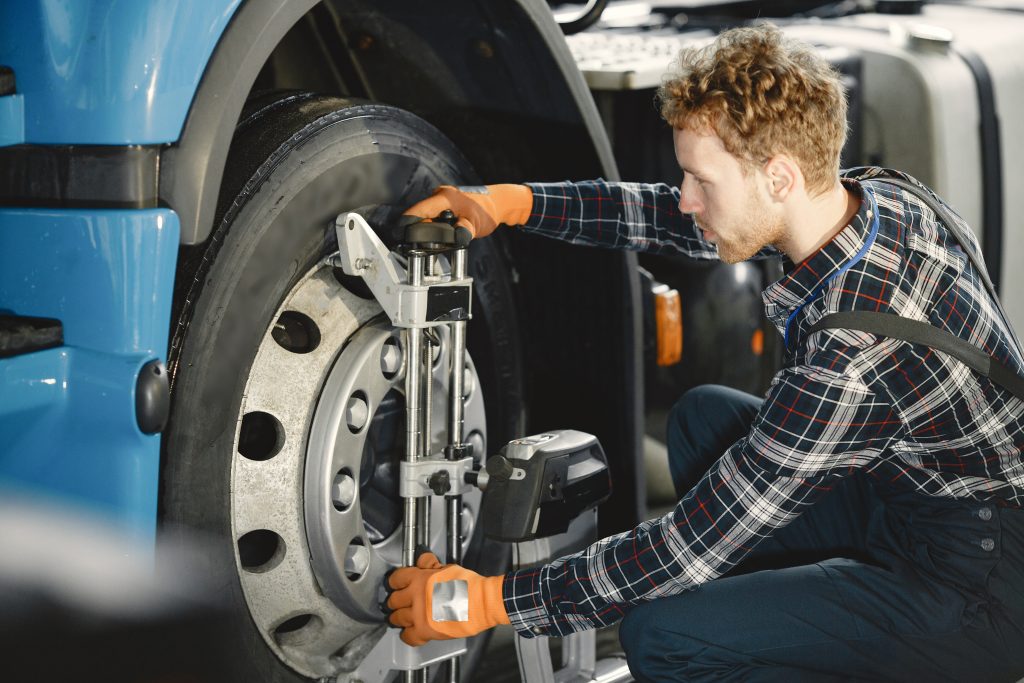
[479,429,612,542]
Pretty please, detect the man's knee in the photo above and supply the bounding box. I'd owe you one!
[666,385,729,495]
[621,602,720,682]
[620,602,763,683]
[666,385,709,434]
[666,386,712,458]
[619,603,658,681]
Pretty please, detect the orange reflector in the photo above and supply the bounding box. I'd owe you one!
[751,328,764,356]
[654,288,682,366]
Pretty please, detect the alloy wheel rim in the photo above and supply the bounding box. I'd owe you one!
[230,256,486,679]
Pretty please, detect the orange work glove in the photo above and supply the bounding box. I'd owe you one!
[403,184,533,239]
[386,552,509,647]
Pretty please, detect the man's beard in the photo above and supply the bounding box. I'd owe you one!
[701,198,784,264]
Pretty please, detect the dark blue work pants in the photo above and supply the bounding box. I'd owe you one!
[619,385,1024,682]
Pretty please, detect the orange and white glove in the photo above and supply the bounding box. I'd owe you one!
[403,184,533,239]
[385,552,509,647]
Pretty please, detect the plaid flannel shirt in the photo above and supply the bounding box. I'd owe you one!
[502,168,1024,637]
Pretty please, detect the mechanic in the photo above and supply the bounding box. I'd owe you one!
[386,24,1024,681]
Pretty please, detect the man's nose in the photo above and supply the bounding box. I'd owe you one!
[678,182,702,215]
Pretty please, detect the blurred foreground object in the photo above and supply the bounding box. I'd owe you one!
[0,491,230,682]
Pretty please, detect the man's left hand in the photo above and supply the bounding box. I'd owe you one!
[386,552,509,646]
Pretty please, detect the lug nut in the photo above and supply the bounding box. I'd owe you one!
[332,472,356,510]
[467,432,485,461]
[462,366,475,399]
[345,543,370,579]
[380,339,403,376]
[460,504,474,541]
[346,395,368,431]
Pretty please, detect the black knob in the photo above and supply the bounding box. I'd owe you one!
[428,470,451,496]
[485,455,515,482]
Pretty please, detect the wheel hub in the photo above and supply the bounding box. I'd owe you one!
[231,258,487,680]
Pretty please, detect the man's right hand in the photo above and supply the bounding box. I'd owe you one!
[385,551,509,647]
[403,184,533,239]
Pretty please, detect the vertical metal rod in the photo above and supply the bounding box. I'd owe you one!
[422,336,434,458]
[418,334,434,548]
[446,248,468,565]
[404,252,427,683]
[405,668,428,683]
[445,493,463,569]
[445,247,469,683]
[419,253,438,551]
[448,249,468,460]
[403,252,426,568]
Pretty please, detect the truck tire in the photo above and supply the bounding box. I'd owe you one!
[162,94,521,682]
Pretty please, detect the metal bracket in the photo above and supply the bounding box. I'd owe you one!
[399,456,476,498]
[349,629,467,679]
[512,511,633,683]
[334,212,472,328]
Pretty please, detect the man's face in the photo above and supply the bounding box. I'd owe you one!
[672,126,785,264]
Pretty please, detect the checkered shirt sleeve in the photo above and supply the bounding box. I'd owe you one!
[503,360,902,637]
[522,179,719,258]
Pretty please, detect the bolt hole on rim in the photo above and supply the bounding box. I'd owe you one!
[272,310,321,353]
[273,614,323,648]
[238,411,284,461]
[237,529,285,572]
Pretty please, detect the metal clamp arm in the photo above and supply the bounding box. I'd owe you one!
[399,456,477,498]
[334,213,472,328]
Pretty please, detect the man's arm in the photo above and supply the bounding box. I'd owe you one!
[403,180,721,259]
[523,179,718,259]
[504,361,903,637]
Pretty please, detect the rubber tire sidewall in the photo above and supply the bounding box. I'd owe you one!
[162,99,521,682]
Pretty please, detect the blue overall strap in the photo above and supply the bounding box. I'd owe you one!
[808,311,1024,403]
[808,176,1024,402]
[870,175,1022,353]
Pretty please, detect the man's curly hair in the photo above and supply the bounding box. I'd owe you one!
[658,24,848,195]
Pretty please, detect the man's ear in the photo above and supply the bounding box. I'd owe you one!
[763,154,802,202]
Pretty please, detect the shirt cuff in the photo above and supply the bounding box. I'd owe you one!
[522,181,575,235]
[502,565,558,638]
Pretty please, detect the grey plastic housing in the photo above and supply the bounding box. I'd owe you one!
[481,429,611,542]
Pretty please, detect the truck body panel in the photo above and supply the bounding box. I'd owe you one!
[0,1,242,144]
[0,208,179,537]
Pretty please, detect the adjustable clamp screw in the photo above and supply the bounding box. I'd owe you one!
[428,470,452,496]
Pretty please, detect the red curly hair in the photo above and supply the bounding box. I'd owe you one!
[658,24,848,195]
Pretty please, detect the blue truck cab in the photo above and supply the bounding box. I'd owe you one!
[0,1,236,536]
